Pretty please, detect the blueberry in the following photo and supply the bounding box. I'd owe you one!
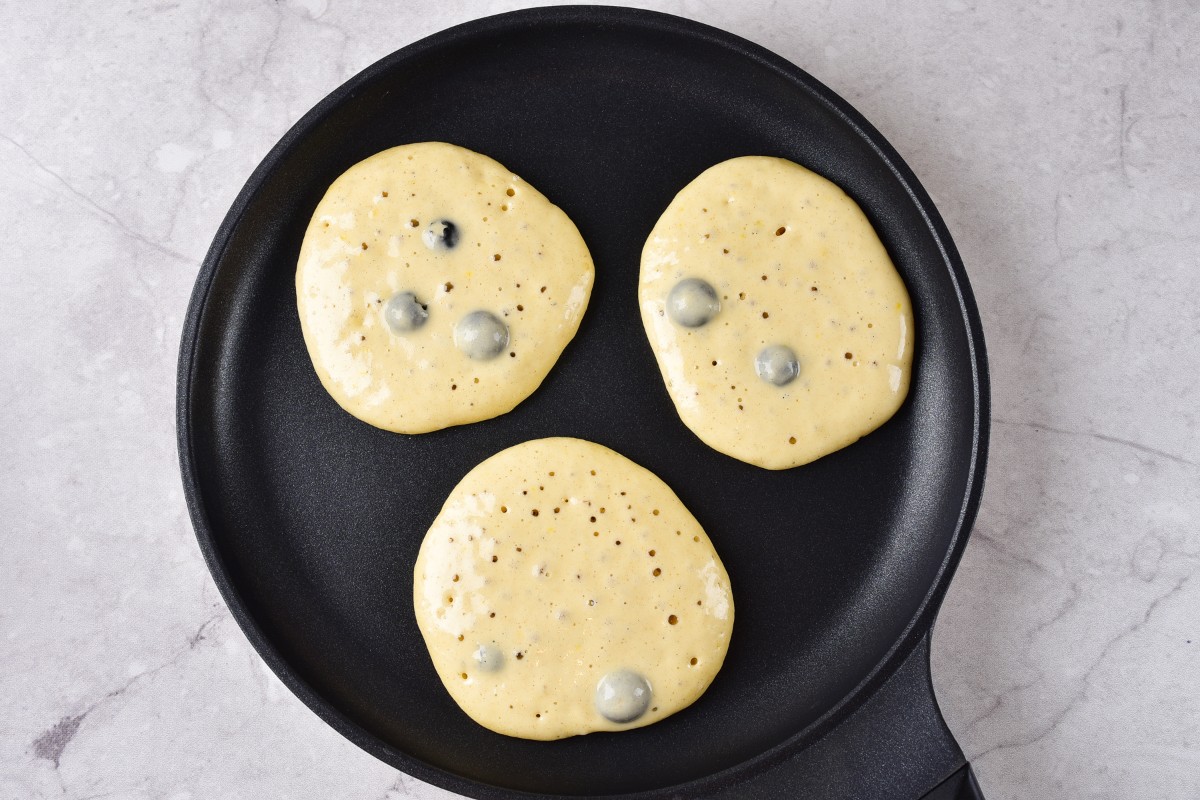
[454,310,509,360]
[422,219,459,250]
[383,291,429,334]
[472,644,504,673]
[595,669,652,723]
[755,345,800,386]
[667,278,720,328]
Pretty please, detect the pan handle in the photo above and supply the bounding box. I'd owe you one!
[707,631,984,799]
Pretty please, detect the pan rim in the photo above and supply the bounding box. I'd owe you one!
[176,6,990,798]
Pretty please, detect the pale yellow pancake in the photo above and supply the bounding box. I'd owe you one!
[413,438,734,740]
[639,156,914,469]
[296,142,593,433]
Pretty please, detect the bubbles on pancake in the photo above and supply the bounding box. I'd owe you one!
[455,310,509,360]
[383,291,429,333]
[755,344,800,386]
[595,670,652,723]
[667,278,720,328]
[422,219,459,250]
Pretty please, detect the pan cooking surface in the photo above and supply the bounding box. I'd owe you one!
[179,8,985,797]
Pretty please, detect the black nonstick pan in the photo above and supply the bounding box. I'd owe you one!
[177,7,989,799]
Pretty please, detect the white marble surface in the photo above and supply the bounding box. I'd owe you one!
[2,1,1197,798]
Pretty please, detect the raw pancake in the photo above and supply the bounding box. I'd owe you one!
[639,156,914,469]
[296,142,593,433]
[413,438,734,740]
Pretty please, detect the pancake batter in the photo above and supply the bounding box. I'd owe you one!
[297,142,594,433]
[413,438,734,740]
[639,156,914,469]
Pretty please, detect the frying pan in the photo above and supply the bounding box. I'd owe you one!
[177,7,989,799]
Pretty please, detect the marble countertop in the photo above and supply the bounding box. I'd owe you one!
[2,1,1196,798]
